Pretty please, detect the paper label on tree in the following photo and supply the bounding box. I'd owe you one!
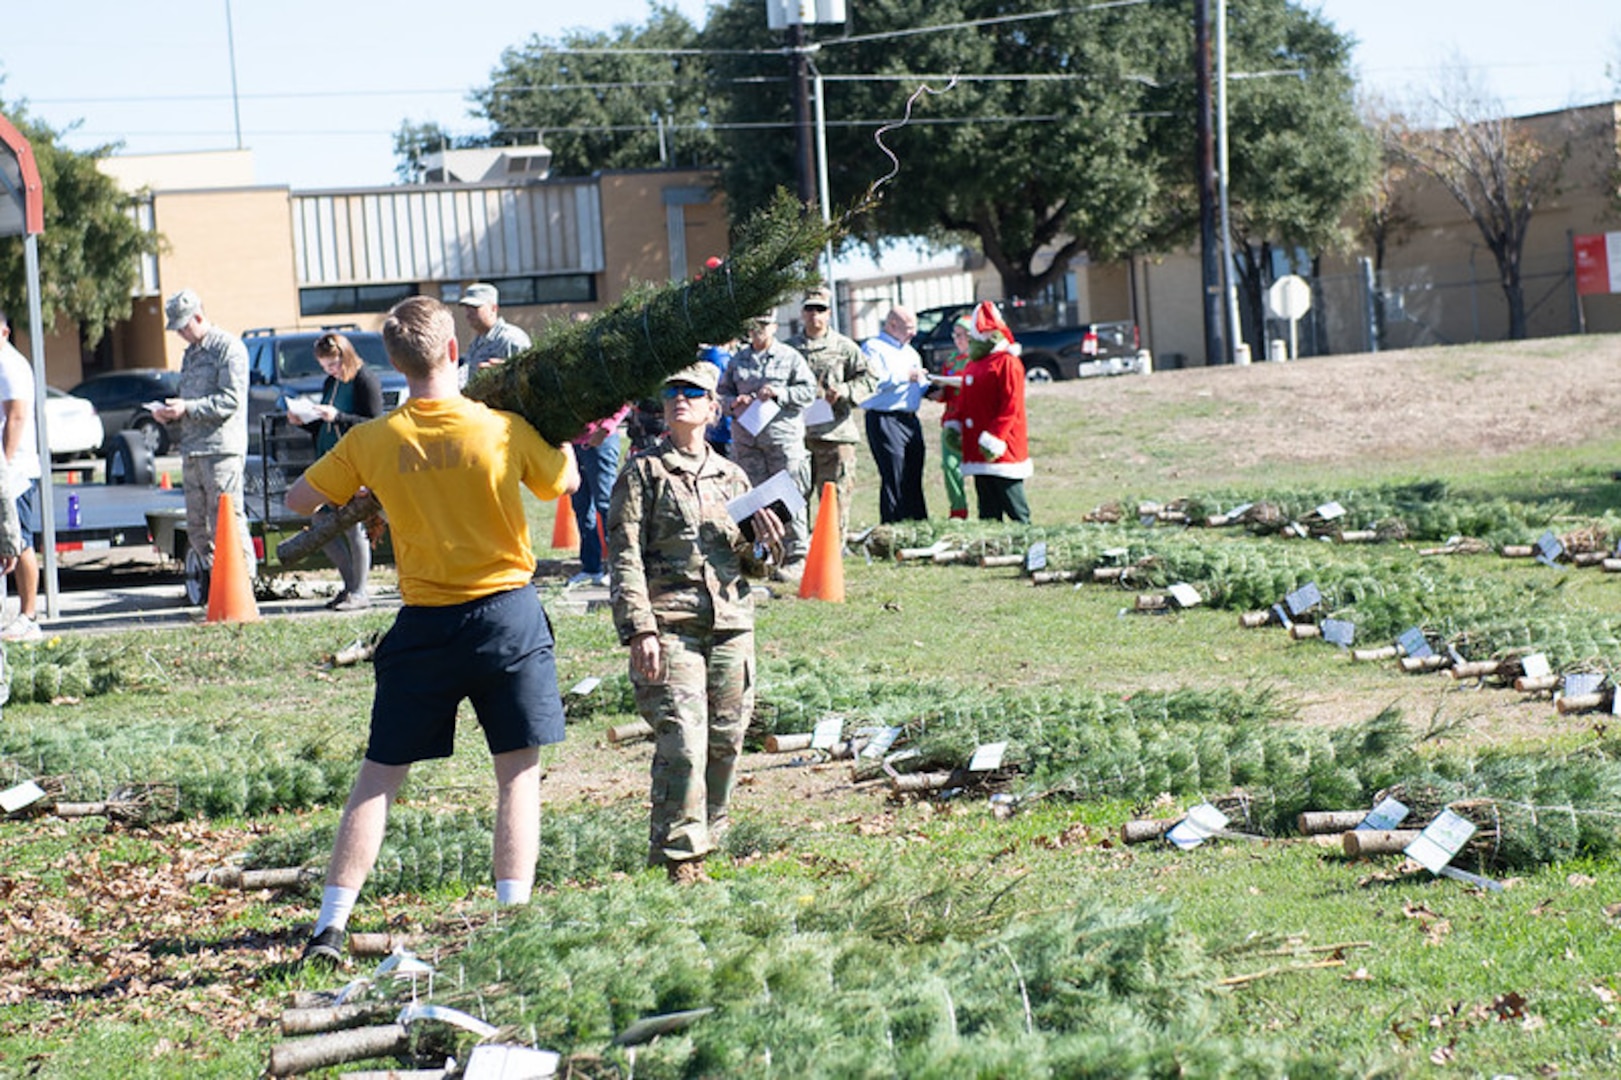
[1284,582,1322,617]
[1519,653,1551,680]
[1397,628,1433,659]
[0,780,46,814]
[464,1044,563,1080]
[967,741,1007,772]
[1535,530,1564,568]
[1321,619,1356,647]
[1167,583,1201,609]
[566,677,601,697]
[1314,501,1346,521]
[1226,502,1252,518]
[1165,803,1229,849]
[861,726,903,759]
[1102,547,1129,562]
[1357,797,1409,832]
[1564,672,1604,698]
[811,717,843,750]
[1269,603,1293,629]
[1025,542,1047,572]
[1405,809,1476,874]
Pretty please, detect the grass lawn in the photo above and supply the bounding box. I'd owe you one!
[7,336,1621,1076]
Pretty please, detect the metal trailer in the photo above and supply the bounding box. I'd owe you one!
[145,416,392,604]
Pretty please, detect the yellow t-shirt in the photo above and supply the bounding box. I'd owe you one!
[303,396,569,606]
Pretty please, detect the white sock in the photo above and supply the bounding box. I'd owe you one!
[495,879,532,906]
[314,885,359,934]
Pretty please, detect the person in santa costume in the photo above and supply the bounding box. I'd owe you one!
[952,301,1032,522]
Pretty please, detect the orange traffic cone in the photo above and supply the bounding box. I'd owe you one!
[159,472,172,490]
[798,482,845,602]
[551,495,580,550]
[205,492,260,623]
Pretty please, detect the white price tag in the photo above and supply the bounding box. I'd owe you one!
[861,726,903,759]
[1357,797,1409,832]
[1165,803,1229,850]
[566,676,602,697]
[1167,583,1202,609]
[1519,653,1551,680]
[0,780,47,814]
[811,717,843,750]
[1405,809,1476,874]
[967,741,1007,772]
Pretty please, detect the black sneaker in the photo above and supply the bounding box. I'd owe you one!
[301,925,347,967]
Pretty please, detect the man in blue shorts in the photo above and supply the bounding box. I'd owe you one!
[285,296,578,965]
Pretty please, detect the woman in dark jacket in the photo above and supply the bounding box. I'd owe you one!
[290,331,384,610]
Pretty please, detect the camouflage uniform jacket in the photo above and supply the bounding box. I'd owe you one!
[608,440,756,644]
[785,329,876,444]
[177,327,249,456]
[716,339,816,449]
[464,319,532,369]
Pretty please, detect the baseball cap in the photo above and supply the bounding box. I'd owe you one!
[801,287,831,310]
[664,363,718,394]
[458,282,499,307]
[165,289,202,331]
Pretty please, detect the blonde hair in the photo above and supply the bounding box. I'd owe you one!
[313,331,364,381]
[382,296,454,378]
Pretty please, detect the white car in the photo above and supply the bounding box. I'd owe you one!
[44,387,105,462]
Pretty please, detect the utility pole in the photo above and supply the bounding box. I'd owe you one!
[787,23,817,206]
[1194,0,1225,366]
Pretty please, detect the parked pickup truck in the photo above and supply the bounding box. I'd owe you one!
[911,304,1151,383]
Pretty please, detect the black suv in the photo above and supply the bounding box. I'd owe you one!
[911,304,1147,383]
[242,326,408,451]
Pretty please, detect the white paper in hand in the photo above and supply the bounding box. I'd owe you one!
[801,398,835,426]
[286,397,322,424]
[738,398,780,436]
[725,469,806,527]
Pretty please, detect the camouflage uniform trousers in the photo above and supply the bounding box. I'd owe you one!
[635,625,755,866]
[183,453,257,577]
[731,436,811,563]
[806,437,856,539]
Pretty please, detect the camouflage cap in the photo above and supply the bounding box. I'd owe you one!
[664,362,718,393]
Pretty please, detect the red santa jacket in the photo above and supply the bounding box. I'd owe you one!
[957,347,1032,479]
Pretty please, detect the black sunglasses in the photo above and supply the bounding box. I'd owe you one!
[662,385,709,399]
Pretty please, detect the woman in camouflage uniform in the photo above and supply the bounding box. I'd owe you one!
[607,363,784,883]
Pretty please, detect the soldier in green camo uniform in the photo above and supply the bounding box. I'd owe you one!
[607,363,785,883]
[786,287,876,539]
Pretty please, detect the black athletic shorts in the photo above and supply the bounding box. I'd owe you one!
[367,585,566,765]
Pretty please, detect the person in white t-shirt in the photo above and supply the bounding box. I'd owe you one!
[0,310,42,642]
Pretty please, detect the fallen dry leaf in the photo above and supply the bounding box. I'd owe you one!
[1343,967,1372,982]
[1568,873,1597,888]
[1430,1043,1457,1065]
[1492,991,1528,1021]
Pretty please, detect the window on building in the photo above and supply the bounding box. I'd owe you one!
[485,274,596,307]
[300,283,419,318]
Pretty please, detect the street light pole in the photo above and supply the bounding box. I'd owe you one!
[1194,0,1226,366]
[1216,0,1245,363]
[810,61,840,332]
[224,0,243,151]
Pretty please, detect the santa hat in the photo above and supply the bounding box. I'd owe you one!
[968,301,1016,349]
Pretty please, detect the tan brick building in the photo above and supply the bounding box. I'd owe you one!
[59,154,727,386]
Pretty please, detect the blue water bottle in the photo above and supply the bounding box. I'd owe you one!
[67,493,81,529]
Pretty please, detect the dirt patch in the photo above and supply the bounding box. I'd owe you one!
[1043,333,1621,474]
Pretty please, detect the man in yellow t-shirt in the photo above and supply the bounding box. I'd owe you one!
[286,296,579,966]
